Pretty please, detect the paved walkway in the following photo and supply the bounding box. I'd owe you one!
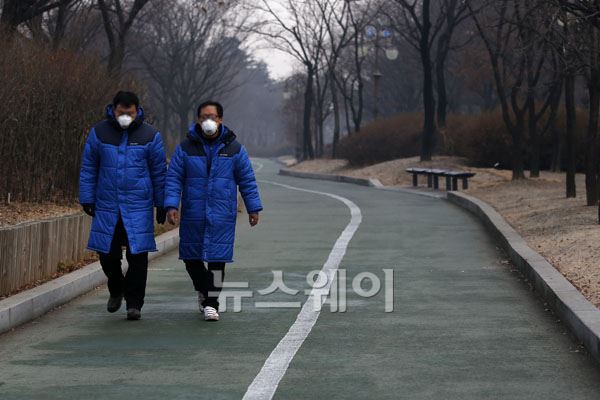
[1,158,599,399]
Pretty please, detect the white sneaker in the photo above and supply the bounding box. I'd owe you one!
[197,291,205,313]
[204,306,220,321]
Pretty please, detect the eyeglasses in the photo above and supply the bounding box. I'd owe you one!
[199,114,219,121]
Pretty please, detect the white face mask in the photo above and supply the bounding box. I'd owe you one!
[201,119,219,136]
[117,114,133,129]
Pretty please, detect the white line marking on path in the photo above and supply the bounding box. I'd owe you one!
[243,179,362,400]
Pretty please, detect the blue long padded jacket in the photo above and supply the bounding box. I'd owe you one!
[79,105,167,254]
[164,123,263,262]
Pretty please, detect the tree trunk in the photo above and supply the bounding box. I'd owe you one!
[421,63,437,161]
[303,67,315,160]
[354,79,364,133]
[435,57,448,129]
[178,111,189,143]
[528,91,540,178]
[161,96,171,147]
[549,115,562,172]
[420,0,436,161]
[435,27,450,129]
[315,111,323,158]
[52,0,70,50]
[331,75,341,158]
[107,39,126,77]
[585,69,600,205]
[343,93,351,137]
[565,72,577,198]
[317,105,324,158]
[352,25,364,134]
[549,78,563,172]
[511,117,526,180]
[1,1,23,35]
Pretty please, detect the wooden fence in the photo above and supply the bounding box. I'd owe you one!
[0,213,92,297]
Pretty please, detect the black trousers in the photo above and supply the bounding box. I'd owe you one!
[98,217,148,310]
[184,260,226,309]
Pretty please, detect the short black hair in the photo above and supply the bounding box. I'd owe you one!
[197,101,224,118]
[113,91,139,108]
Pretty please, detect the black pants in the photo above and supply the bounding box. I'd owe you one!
[184,260,226,309]
[98,217,148,310]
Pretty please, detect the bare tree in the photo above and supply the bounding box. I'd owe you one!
[51,1,103,51]
[386,0,468,161]
[48,0,83,49]
[15,0,99,50]
[137,0,248,141]
[336,9,368,135]
[282,73,307,160]
[0,0,65,34]
[97,0,149,76]
[468,0,557,180]
[252,0,333,160]
[434,0,470,128]
[314,0,352,157]
[554,0,600,203]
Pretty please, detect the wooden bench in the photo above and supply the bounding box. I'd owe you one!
[406,167,430,187]
[444,170,476,190]
[406,168,476,191]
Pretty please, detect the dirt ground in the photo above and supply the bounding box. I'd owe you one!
[0,202,81,227]
[290,156,600,308]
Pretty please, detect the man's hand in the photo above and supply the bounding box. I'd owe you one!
[249,212,259,227]
[156,207,167,225]
[167,208,180,225]
[82,203,95,217]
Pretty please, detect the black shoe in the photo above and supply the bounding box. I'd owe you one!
[107,295,123,313]
[126,308,141,320]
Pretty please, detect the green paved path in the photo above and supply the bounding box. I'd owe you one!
[1,158,600,399]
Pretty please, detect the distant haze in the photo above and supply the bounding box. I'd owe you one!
[254,47,296,80]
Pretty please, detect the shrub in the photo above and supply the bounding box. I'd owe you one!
[337,113,422,166]
[445,109,588,170]
[0,39,132,203]
[337,109,588,171]
[444,111,513,168]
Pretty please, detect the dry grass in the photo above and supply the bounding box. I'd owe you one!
[470,172,600,306]
[0,202,81,227]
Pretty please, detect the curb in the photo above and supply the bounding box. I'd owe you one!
[0,228,179,335]
[279,168,383,188]
[278,166,600,364]
[446,192,600,364]
[278,168,446,199]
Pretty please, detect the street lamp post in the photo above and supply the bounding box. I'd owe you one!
[372,27,383,120]
[365,25,397,120]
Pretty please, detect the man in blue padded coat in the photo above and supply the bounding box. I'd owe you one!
[165,100,263,322]
[79,91,167,321]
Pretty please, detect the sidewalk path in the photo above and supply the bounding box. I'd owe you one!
[0,158,599,399]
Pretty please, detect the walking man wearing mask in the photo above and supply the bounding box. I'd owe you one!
[164,101,262,321]
[79,91,167,320]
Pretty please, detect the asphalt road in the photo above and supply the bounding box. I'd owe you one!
[1,158,599,399]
